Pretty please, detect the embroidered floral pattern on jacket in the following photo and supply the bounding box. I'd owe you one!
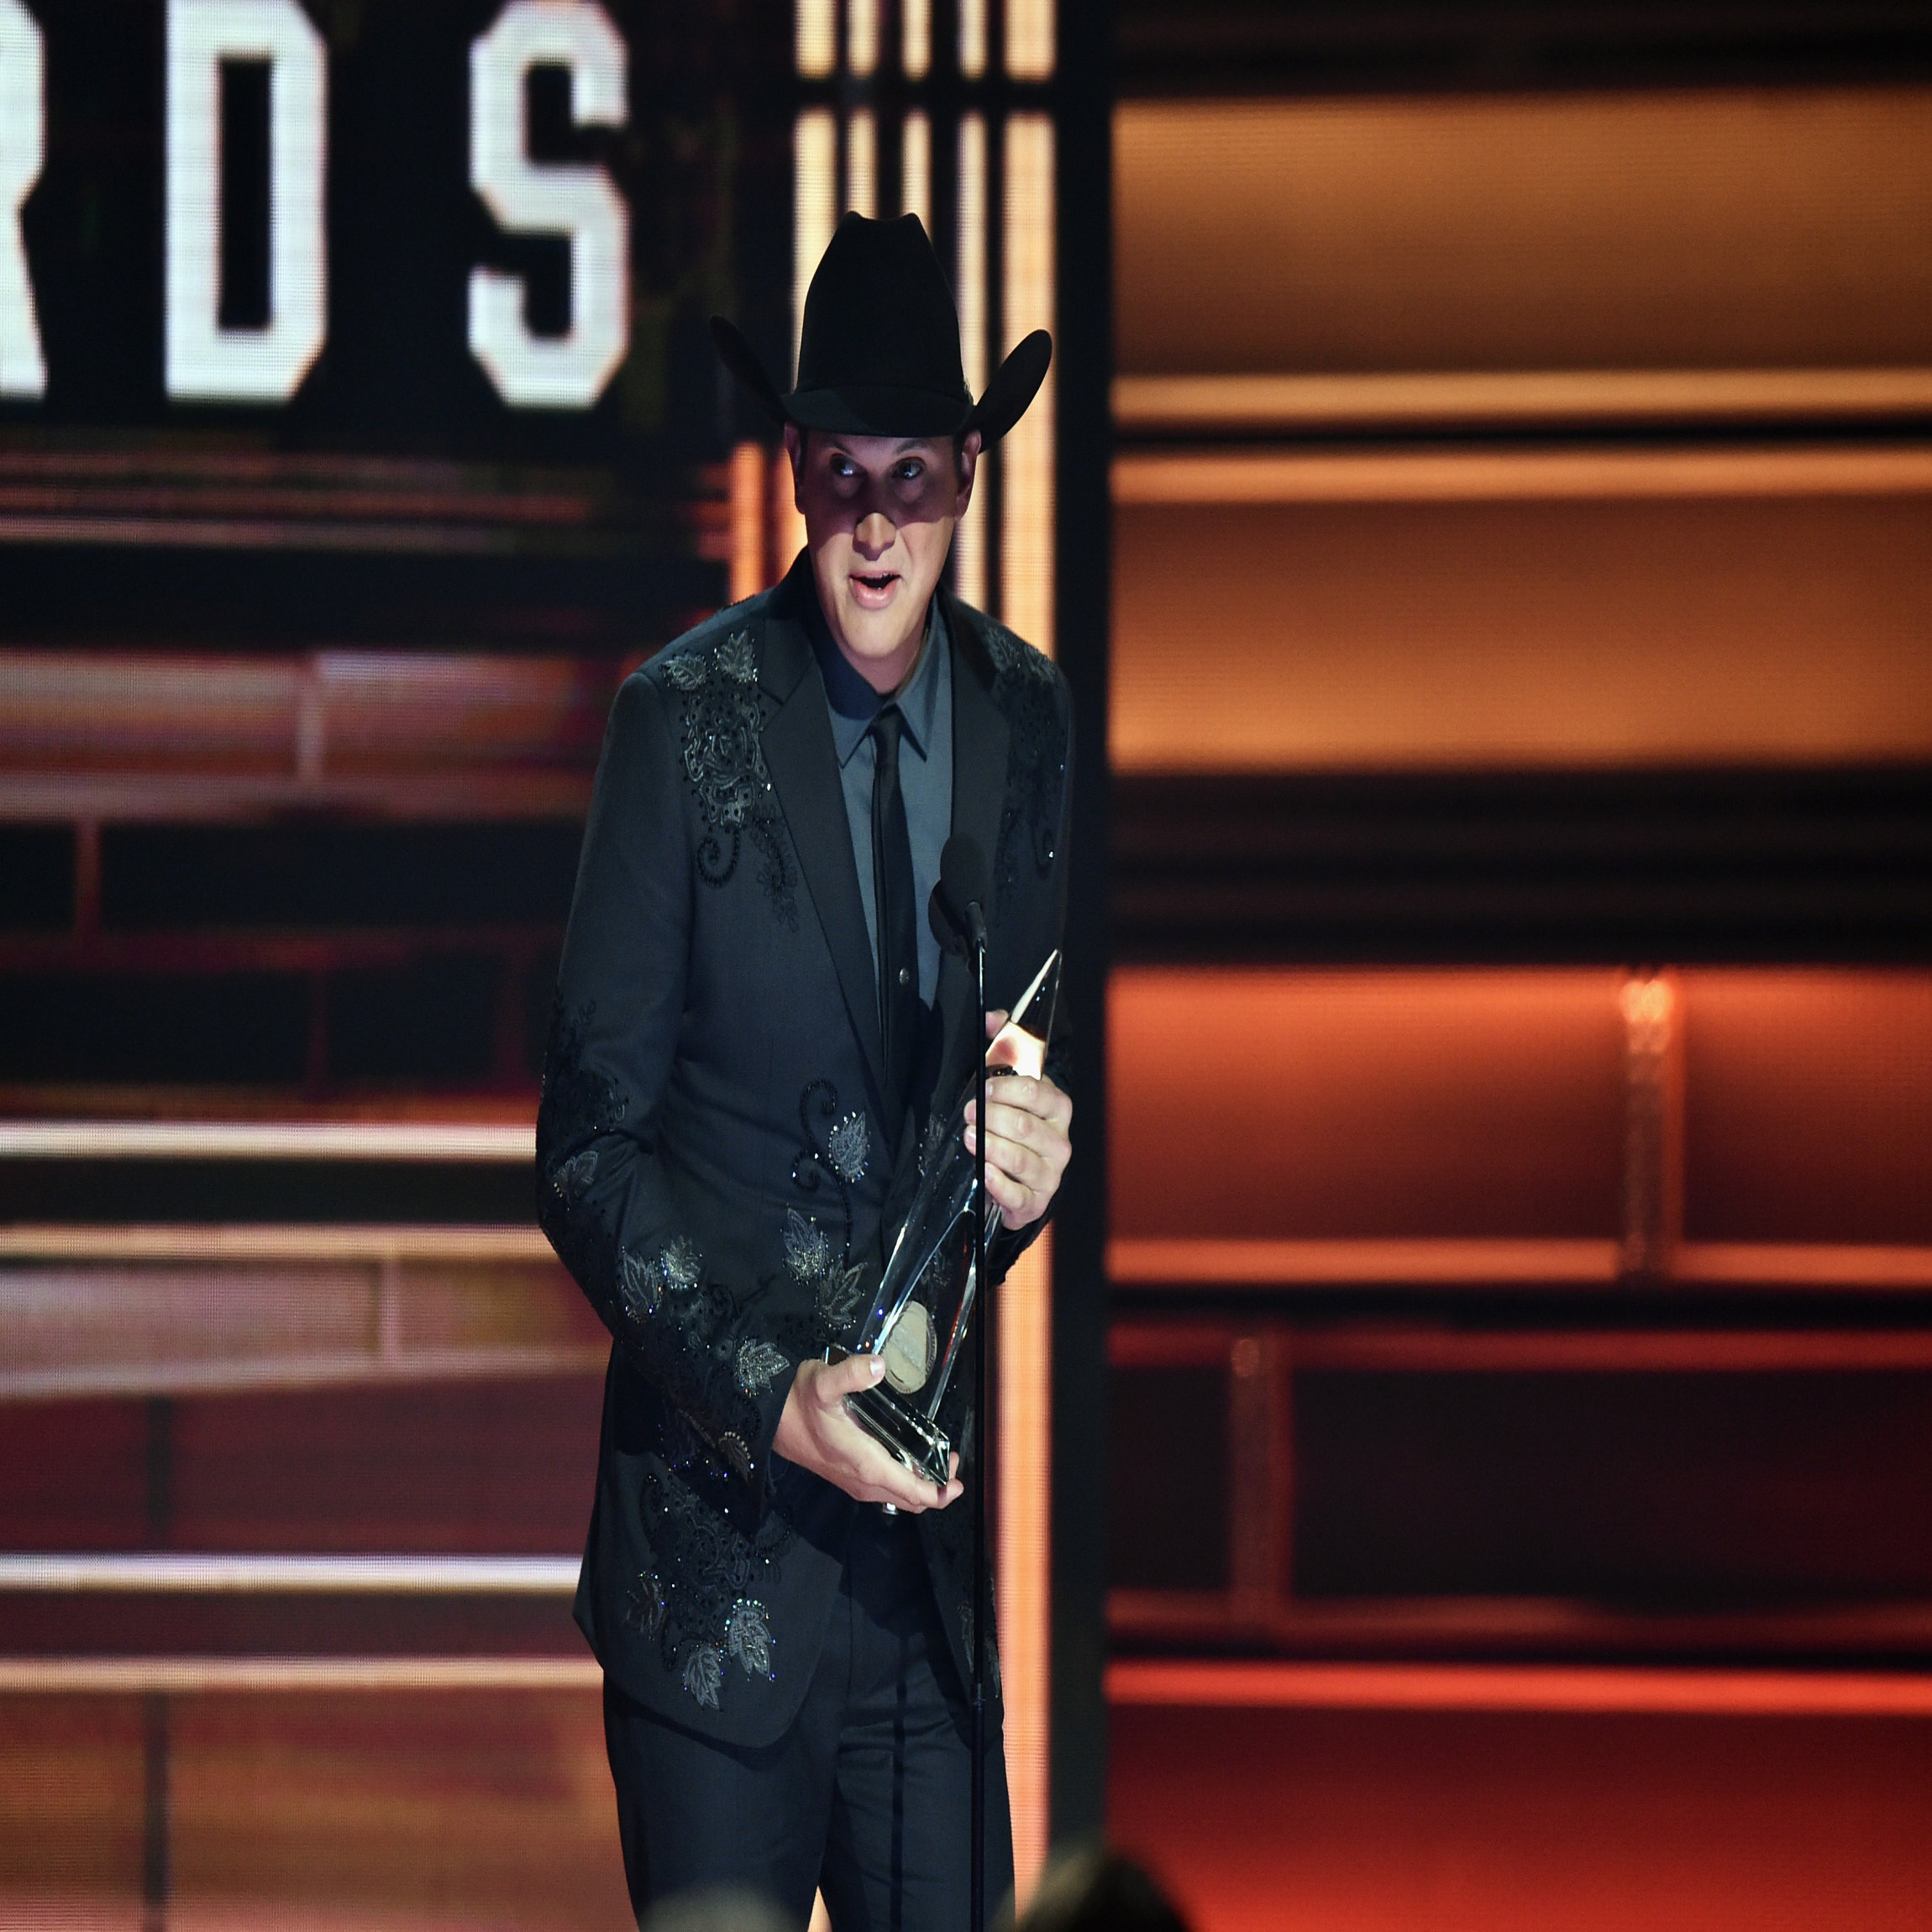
[683,1644,724,1708]
[537,1005,769,1489]
[648,1255,768,1484]
[716,628,759,684]
[735,1338,790,1396]
[659,1236,703,1295]
[664,629,799,926]
[549,1148,598,1198]
[982,618,1068,911]
[624,1572,665,1638]
[782,1207,868,1341]
[617,1245,659,1321]
[791,1079,864,1260]
[616,1234,704,1326]
[725,1598,774,1676]
[782,1207,832,1284]
[638,1464,790,1710]
[534,999,629,1334]
[827,1109,869,1184]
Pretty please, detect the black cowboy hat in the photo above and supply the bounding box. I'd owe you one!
[711,211,1051,443]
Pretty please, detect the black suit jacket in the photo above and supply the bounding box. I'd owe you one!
[537,554,1073,1747]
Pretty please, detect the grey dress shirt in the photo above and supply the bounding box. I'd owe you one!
[804,592,953,1010]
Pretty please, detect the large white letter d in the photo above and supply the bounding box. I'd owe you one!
[166,0,327,402]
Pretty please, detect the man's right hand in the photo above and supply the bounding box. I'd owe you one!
[773,1354,963,1513]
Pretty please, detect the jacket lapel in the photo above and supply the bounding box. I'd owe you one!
[932,591,1011,1114]
[759,566,889,1119]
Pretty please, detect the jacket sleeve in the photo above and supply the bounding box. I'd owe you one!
[536,670,792,1488]
[986,676,1077,1284]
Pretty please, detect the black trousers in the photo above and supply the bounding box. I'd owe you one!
[604,1508,1013,1930]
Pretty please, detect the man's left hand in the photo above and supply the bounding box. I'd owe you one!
[963,1010,1073,1231]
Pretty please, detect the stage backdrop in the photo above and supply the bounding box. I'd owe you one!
[0,1,1081,1924]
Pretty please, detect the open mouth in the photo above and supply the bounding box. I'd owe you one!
[851,570,900,604]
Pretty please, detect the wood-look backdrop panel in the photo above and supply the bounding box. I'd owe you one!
[1116,90,1932,376]
[1111,488,1932,772]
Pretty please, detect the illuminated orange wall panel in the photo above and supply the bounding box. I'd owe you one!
[167,1693,626,1929]
[1104,68,1932,1932]
[1110,1703,1932,1932]
[0,1699,148,1905]
[1111,491,1932,772]
[1111,968,1932,1255]
[1116,91,1932,376]
[0,1692,630,1932]
[1110,969,1625,1241]
[1684,973,1932,1245]
[0,1381,604,1557]
[0,1402,150,1551]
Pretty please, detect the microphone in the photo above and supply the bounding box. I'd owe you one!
[928,834,990,958]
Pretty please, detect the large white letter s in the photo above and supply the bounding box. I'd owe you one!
[469,1,629,409]
[165,0,327,402]
[0,0,45,398]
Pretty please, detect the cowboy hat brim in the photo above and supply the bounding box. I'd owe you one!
[710,317,1052,444]
[968,328,1052,444]
[709,315,789,425]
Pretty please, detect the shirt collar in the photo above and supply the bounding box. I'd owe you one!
[806,589,948,769]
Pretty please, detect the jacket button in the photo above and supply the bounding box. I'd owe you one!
[897,967,911,986]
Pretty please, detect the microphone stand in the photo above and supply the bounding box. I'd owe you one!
[969,916,990,1932]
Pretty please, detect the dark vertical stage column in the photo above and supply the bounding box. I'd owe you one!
[1050,0,1113,1849]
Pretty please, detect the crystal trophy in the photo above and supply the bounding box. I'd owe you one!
[843,949,1061,1485]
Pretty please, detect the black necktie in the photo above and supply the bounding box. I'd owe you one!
[869,704,920,1112]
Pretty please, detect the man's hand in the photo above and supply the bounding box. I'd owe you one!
[964,1009,1074,1231]
[773,1354,963,1512]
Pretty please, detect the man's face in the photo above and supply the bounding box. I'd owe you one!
[786,425,981,696]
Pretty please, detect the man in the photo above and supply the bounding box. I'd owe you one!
[536,211,1074,1929]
